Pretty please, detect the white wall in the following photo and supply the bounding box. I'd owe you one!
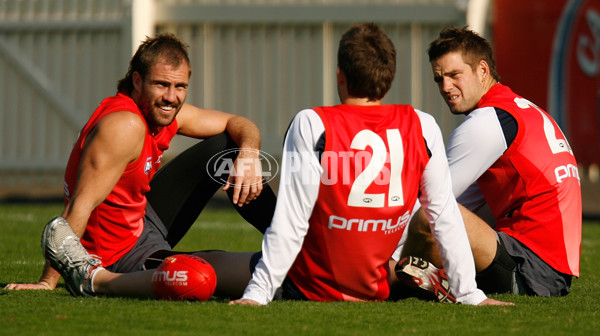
[0,0,465,198]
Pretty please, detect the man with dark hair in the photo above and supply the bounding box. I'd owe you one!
[397,27,581,297]
[6,33,276,297]
[231,23,510,306]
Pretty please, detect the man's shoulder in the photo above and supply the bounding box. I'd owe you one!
[455,107,501,136]
[97,93,138,111]
[296,108,320,119]
[412,108,435,124]
[289,108,324,136]
[83,94,144,137]
[478,83,520,110]
[90,93,141,124]
[95,111,146,138]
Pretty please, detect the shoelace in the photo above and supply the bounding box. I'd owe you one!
[61,235,100,268]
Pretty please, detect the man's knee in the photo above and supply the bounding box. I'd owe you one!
[400,208,442,267]
[406,209,433,239]
[475,240,517,294]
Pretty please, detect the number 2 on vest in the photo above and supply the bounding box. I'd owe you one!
[514,97,573,155]
[348,129,404,208]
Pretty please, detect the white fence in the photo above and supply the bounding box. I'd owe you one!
[0,0,133,197]
[0,0,465,198]
[153,0,466,155]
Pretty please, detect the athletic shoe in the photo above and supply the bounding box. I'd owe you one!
[395,256,456,303]
[41,216,103,297]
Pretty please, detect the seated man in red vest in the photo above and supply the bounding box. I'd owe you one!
[231,23,510,306]
[6,33,275,297]
[396,27,581,298]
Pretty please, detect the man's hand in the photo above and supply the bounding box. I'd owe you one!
[229,298,262,306]
[5,262,61,291]
[4,281,54,291]
[477,298,514,306]
[223,149,264,207]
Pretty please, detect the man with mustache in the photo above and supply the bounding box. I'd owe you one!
[6,33,275,296]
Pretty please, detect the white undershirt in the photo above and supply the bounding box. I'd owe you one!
[394,106,507,247]
[446,107,508,211]
[241,108,487,305]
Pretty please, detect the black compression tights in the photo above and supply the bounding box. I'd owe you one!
[145,132,276,248]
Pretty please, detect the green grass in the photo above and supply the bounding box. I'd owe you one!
[1,203,599,335]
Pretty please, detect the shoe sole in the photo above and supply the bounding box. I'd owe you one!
[396,257,456,303]
[41,217,84,296]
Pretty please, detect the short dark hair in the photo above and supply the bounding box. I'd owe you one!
[117,33,191,94]
[428,27,500,81]
[338,23,396,101]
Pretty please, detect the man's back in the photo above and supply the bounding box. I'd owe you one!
[287,104,430,301]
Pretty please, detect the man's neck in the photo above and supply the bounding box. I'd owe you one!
[483,79,499,95]
[341,97,382,106]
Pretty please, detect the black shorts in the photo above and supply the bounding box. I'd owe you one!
[105,203,171,273]
[273,278,308,301]
[475,232,572,296]
[105,133,276,273]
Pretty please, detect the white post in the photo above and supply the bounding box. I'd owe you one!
[131,0,156,55]
[410,23,422,109]
[322,22,335,106]
[466,0,491,36]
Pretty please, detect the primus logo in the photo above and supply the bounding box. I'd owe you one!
[152,270,188,284]
[555,164,580,183]
[328,211,410,234]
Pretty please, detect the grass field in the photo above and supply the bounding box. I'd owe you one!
[1,203,598,335]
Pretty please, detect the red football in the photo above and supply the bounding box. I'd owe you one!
[151,254,217,301]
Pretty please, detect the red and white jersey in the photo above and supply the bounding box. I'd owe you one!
[287,105,428,301]
[63,93,178,266]
[242,105,486,305]
[447,84,581,276]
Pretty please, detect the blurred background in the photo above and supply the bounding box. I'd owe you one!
[0,0,598,216]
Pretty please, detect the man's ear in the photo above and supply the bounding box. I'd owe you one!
[478,60,490,82]
[337,68,345,85]
[132,71,143,91]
